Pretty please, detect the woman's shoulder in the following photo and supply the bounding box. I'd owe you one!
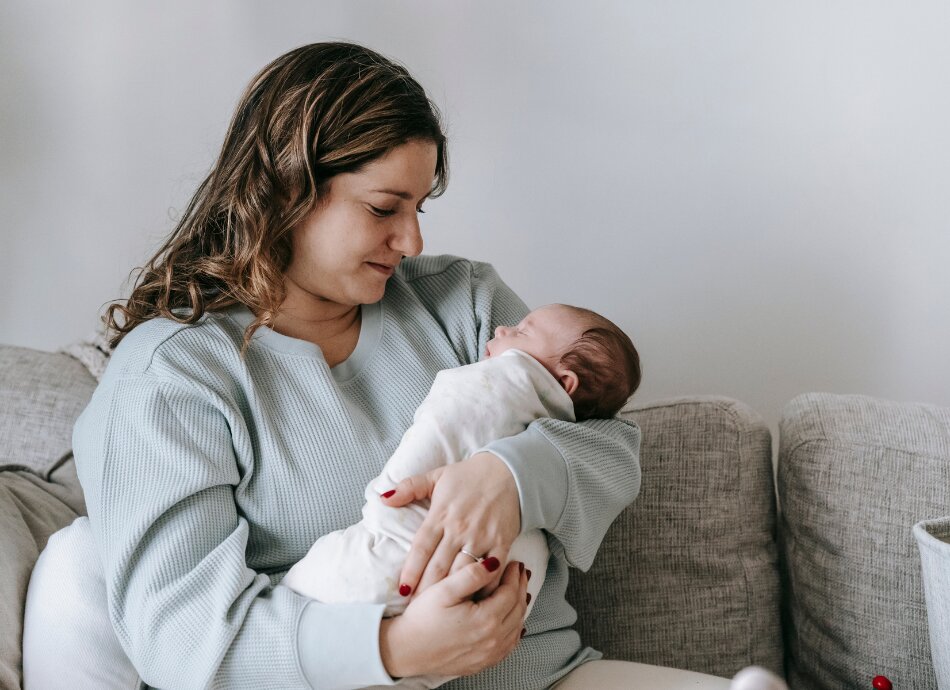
[104,309,244,383]
[395,254,506,292]
[396,253,475,282]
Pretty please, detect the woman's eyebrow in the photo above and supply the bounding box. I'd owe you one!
[370,188,429,202]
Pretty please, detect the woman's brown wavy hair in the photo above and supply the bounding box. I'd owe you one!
[104,41,448,349]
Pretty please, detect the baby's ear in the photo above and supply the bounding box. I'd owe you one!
[557,369,579,397]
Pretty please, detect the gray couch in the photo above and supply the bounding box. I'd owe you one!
[2,343,949,689]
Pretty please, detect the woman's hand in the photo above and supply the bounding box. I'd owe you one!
[380,451,521,596]
[379,558,529,678]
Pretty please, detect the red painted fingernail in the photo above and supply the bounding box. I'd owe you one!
[482,556,500,572]
[526,569,532,581]
[381,490,396,498]
[526,593,531,604]
[399,584,411,596]
[519,562,524,574]
[521,627,526,638]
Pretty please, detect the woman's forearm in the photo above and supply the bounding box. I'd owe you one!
[482,416,642,571]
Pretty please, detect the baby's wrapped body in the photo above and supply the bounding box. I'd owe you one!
[282,349,573,685]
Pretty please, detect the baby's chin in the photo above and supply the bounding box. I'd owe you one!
[484,343,516,360]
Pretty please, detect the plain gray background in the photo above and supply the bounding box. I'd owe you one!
[2,1,948,439]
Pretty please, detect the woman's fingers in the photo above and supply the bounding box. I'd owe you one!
[379,467,443,507]
[431,557,501,607]
[477,560,528,649]
[417,533,466,594]
[383,455,520,597]
[398,519,443,596]
[497,561,529,630]
[381,558,522,679]
[448,549,481,580]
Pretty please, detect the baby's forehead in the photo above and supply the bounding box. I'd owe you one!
[529,304,579,325]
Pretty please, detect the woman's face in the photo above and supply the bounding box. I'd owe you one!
[283,139,438,313]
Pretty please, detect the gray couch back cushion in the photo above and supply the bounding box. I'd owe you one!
[0,346,97,478]
[779,393,950,690]
[567,396,783,678]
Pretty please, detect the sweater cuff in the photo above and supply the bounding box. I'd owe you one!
[296,601,395,689]
[479,424,569,534]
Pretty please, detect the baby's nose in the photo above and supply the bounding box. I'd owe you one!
[494,325,509,337]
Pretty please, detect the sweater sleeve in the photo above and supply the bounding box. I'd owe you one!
[74,375,395,690]
[468,261,642,571]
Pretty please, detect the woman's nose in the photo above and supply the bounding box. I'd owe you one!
[390,215,423,258]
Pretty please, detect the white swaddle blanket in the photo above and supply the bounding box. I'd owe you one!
[282,349,574,687]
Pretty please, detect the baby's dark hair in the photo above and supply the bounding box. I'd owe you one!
[557,305,641,420]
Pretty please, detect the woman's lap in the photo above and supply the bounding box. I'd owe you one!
[24,519,737,690]
[554,659,730,690]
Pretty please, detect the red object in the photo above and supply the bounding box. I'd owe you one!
[872,676,892,690]
[380,489,396,498]
[398,584,411,597]
[482,556,500,572]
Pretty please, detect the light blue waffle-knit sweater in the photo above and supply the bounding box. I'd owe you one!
[73,255,642,690]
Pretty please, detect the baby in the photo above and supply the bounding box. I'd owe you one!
[282,303,640,687]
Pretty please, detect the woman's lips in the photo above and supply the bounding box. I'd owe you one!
[367,262,395,276]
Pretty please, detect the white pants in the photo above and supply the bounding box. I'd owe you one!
[554,660,730,689]
[23,518,783,690]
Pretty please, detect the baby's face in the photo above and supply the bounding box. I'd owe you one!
[485,304,582,373]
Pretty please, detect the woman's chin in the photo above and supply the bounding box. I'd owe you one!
[357,283,388,305]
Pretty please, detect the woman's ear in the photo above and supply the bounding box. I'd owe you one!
[557,369,579,397]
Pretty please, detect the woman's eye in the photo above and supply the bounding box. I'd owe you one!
[417,207,426,214]
[369,206,395,217]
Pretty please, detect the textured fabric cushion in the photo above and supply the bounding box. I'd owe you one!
[566,396,782,678]
[0,460,86,690]
[915,516,950,688]
[779,393,950,689]
[0,346,97,478]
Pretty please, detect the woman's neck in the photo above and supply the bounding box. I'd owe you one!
[270,304,360,347]
[270,282,362,350]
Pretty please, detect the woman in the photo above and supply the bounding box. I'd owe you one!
[25,42,641,688]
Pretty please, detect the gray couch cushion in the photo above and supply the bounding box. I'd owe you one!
[567,396,783,678]
[779,393,950,690]
[0,460,86,690]
[0,346,97,478]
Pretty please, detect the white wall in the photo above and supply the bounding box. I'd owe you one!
[2,1,948,439]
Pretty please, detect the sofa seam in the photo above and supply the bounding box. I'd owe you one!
[734,402,761,669]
